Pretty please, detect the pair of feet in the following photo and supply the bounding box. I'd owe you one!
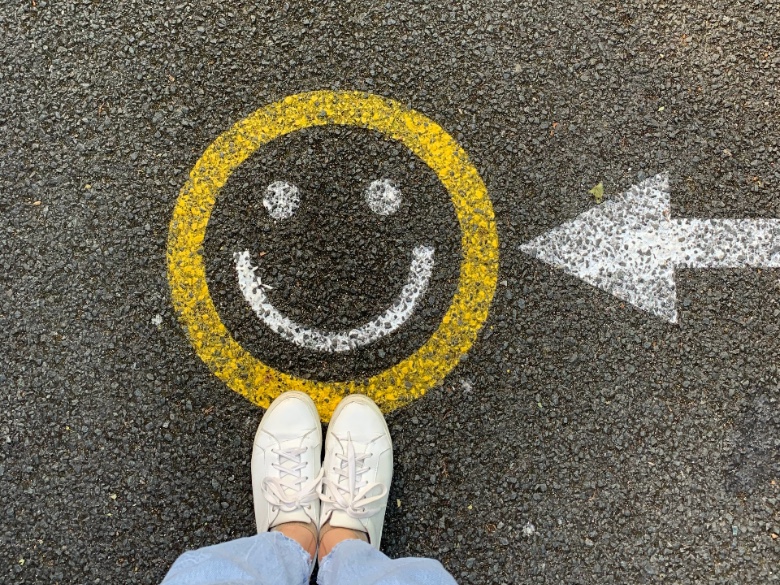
[252,391,393,565]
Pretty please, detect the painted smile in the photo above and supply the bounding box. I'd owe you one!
[233,178,435,353]
[235,245,434,353]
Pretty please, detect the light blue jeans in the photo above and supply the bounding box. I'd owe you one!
[161,531,458,585]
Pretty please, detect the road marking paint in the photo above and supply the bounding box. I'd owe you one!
[235,245,435,352]
[167,90,499,420]
[521,173,780,323]
[364,178,402,215]
[262,180,301,220]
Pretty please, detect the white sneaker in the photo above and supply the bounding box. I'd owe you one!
[251,391,323,533]
[319,394,393,549]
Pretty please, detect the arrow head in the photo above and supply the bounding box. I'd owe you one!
[521,173,680,323]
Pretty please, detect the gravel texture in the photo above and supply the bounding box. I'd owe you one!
[1,1,779,584]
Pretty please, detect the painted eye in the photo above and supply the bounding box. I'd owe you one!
[263,180,300,220]
[364,178,402,216]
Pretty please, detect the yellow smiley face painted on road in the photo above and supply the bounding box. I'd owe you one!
[167,91,499,421]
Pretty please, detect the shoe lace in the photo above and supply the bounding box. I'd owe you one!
[261,445,323,512]
[321,433,388,519]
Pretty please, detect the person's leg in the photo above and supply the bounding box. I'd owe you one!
[318,539,458,585]
[160,391,323,585]
[317,394,457,584]
[161,531,311,585]
[318,523,369,559]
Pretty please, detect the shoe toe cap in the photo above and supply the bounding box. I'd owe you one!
[258,393,321,443]
[331,397,390,444]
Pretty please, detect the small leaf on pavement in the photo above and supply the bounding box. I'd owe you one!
[589,182,604,204]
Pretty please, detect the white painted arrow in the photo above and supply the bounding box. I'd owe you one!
[520,173,780,323]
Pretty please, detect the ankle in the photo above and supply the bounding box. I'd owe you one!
[273,521,318,560]
[318,522,368,561]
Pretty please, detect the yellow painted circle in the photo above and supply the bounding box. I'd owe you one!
[167,91,499,421]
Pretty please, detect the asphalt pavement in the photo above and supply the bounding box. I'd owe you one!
[2,1,779,583]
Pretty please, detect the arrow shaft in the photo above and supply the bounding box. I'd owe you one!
[671,219,780,268]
